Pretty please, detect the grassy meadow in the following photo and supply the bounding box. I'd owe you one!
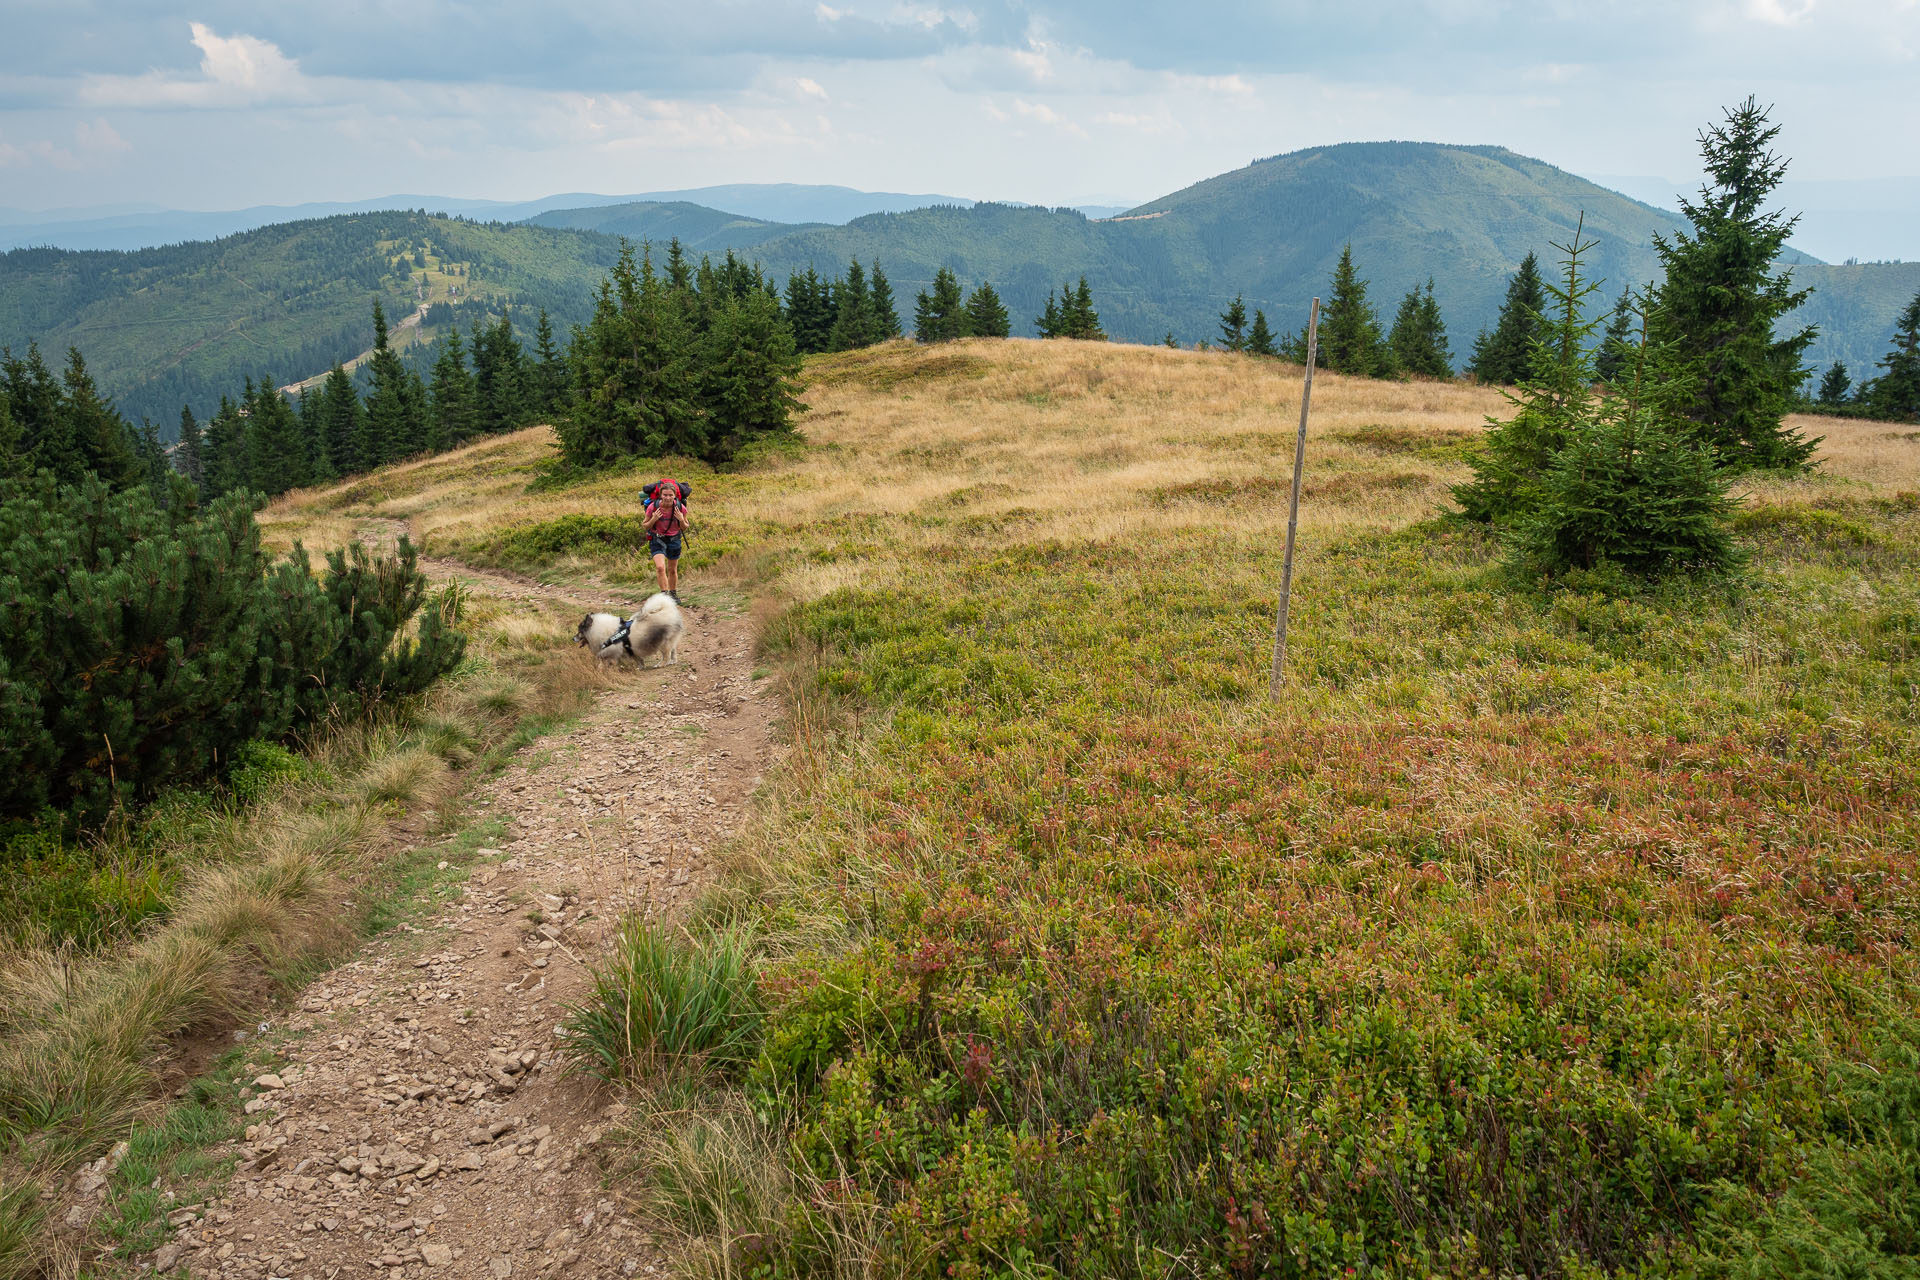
[262,339,1920,1273]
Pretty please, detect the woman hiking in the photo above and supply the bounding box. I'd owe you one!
[642,478,691,601]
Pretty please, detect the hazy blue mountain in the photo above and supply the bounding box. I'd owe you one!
[524,202,825,252]
[590,183,973,224]
[0,184,982,252]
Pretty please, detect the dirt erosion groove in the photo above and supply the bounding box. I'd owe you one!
[133,538,779,1280]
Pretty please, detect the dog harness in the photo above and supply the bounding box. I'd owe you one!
[599,616,637,658]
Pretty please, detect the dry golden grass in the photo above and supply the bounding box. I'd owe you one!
[278,341,1917,617]
[267,340,1920,568]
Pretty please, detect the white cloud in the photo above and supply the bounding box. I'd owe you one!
[79,23,316,109]
[816,3,845,20]
[1012,98,1087,137]
[1745,0,1819,23]
[0,119,130,171]
[0,136,80,171]
[75,119,132,153]
[796,76,830,100]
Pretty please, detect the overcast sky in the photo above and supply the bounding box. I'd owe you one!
[2,0,1916,218]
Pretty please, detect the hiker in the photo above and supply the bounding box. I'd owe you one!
[642,478,691,601]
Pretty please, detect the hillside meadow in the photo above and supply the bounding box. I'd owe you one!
[263,338,1920,1276]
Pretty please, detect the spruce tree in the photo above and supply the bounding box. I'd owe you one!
[914,268,966,343]
[1594,290,1638,386]
[0,392,19,481]
[963,282,1011,339]
[58,348,144,488]
[1246,310,1278,357]
[1219,295,1249,352]
[201,395,247,497]
[1387,279,1452,378]
[532,309,567,418]
[558,242,702,467]
[361,301,413,466]
[1457,217,1739,580]
[784,268,834,354]
[828,259,873,352]
[1864,290,1920,422]
[665,238,694,295]
[1067,277,1106,340]
[245,378,310,496]
[1036,291,1064,339]
[1163,332,1178,349]
[297,386,334,482]
[137,418,170,496]
[320,364,364,477]
[1468,253,1547,385]
[1816,361,1852,409]
[175,405,205,491]
[1455,228,1607,525]
[1516,282,1740,579]
[1320,245,1389,377]
[430,328,478,450]
[473,313,527,435]
[698,284,804,458]
[868,262,903,341]
[1647,97,1817,469]
[2,345,69,480]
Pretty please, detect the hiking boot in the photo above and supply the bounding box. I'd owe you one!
[670,590,681,603]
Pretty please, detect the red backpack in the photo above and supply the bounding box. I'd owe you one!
[643,478,689,536]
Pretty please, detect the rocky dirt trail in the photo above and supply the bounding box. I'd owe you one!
[141,528,780,1280]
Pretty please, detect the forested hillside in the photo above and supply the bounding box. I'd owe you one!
[0,212,621,427]
[6,143,1916,428]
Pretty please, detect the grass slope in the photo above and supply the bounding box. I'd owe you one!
[291,338,1920,1273]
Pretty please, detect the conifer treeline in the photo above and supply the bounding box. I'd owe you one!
[1205,247,1452,379]
[0,346,168,491]
[912,268,1014,342]
[556,241,804,468]
[1805,290,1920,422]
[782,259,904,354]
[176,300,566,502]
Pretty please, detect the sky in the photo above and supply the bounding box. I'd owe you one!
[2,0,1917,231]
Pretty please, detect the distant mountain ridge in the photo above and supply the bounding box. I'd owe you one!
[4,142,1914,427]
[0,184,984,253]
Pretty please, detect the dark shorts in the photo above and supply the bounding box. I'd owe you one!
[649,533,683,560]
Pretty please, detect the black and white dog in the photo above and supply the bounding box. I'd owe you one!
[574,592,684,666]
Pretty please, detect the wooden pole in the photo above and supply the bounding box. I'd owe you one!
[1270,296,1320,698]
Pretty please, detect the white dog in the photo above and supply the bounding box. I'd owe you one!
[574,593,683,667]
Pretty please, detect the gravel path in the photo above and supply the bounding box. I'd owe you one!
[145,536,779,1280]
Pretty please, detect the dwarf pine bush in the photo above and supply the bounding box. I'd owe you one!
[0,473,465,826]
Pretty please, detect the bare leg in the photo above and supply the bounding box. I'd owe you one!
[665,558,680,593]
[652,551,670,592]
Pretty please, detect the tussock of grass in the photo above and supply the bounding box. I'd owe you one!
[350,745,451,809]
[0,1176,44,1280]
[565,919,763,1082]
[612,1090,796,1280]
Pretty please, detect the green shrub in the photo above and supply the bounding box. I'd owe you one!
[0,473,465,827]
[565,918,763,1080]
[226,740,308,807]
[483,514,647,566]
